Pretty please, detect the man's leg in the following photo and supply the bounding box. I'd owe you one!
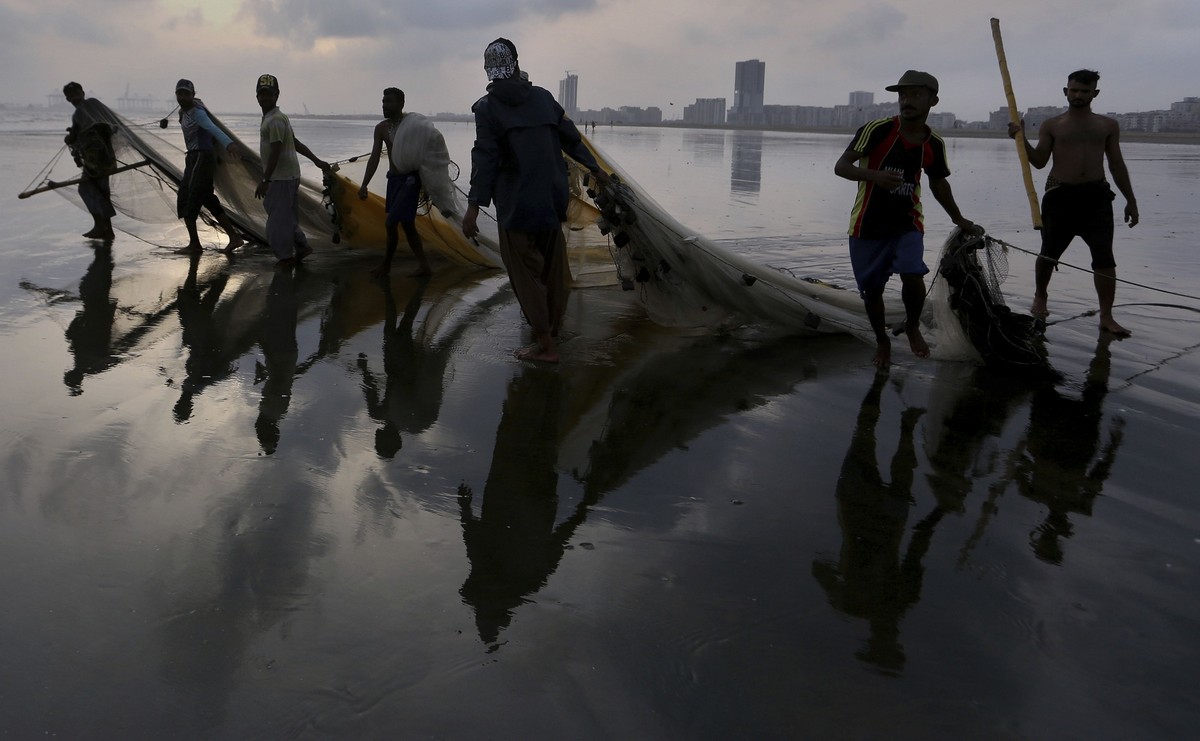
[899,273,929,359]
[400,221,431,277]
[1094,267,1130,336]
[863,287,891,369]
[372,222,400,278]
[499,228,559,363]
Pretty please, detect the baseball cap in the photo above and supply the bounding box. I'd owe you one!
[484,39,518,81]
[885,70,938,94]
[175,79,195,94]
[256,74,280,92]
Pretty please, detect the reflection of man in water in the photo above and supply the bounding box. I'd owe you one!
[172,254,234,422]
[357,278,443,458]
[458,366,581,645]
[1013,334,1123,565]
[255,269,300,454]
[63,81,116,240]
[62,243,117,395]
[812,373,933,675]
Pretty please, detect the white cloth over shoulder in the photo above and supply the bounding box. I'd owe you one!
[390,112,461,218]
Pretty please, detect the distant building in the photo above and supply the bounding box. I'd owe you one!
[683,98,727,125]
[848,91,874,108]
[988,108,1012,131]
[728,59,766,125]
[558,73,579,116]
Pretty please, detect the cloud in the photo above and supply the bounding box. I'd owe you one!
[239,0,599,46]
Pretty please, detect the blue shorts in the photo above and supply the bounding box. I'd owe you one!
[848,231,928,295]
[385,170,421,226]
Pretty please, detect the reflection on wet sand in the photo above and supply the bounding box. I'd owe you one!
[354,270,507,459]
[22,245,179,396]
[255,269,301,454]
[816,334,1125,674]
[1012,334,1123,565]
[459,364,568,646]
[813,372,926,675]
[458,323,843,647]
[731,131,763,194]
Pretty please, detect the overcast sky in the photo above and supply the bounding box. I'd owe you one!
[2,0,1196,121]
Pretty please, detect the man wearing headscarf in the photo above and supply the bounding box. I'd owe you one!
[462,38,608,363]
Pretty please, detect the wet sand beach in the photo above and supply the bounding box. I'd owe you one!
[2,113,1200,738]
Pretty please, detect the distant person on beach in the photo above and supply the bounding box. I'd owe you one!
[62,82,116,241]
[174,79,245,255]
[252,74,330,268]
[461,38,608,363]
[1008,69,1138,337]
[358,87,433,278]
[834,70,979,368]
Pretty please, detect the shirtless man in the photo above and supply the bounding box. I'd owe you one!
[1008,69,1138,337]
[358,87,431,278]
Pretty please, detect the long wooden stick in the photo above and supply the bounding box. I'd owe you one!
[18,159,153,199]
[991,18,1042,229]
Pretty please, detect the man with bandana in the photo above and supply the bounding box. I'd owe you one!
[462,38,608,363]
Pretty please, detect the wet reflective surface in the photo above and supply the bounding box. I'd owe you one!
[3,113,1199,738]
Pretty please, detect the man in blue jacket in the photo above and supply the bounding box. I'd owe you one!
[462,38,607,363]
[175,79,244,254]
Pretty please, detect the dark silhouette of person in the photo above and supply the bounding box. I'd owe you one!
[172,253,235,422]
[812,372,930,675]
[254,268,300,454]
[1012,333,1123,564]
[457,364,577,646]
[62,244,118,395]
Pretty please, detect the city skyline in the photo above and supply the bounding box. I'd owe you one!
[3,0,1198,125]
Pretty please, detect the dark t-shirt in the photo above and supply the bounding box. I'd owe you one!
[845,117,950,239]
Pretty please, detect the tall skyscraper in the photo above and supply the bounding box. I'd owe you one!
[558,73,579,116]
[730,59,766,125]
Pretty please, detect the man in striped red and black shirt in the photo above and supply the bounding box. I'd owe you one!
[835,70,979,368]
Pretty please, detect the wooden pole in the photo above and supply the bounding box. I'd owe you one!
[18,159,152,199]
[991,18,1042,229]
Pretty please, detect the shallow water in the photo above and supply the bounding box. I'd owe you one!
[2,111,1199,738]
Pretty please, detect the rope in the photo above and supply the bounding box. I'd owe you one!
[987,235,1200,303]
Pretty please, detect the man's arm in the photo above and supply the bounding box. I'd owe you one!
[295,138,330,172]
[834,147,903,190]
[557,113,608,184]
[928,177,977,232]
[1104,122,1138,227]
[192,107,236,155]
[255,141,283,199]
[358,121,387,199]
[1008,118,1053,169]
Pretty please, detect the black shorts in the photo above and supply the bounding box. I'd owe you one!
[1039,180,1116,269]
[178,150,226,221]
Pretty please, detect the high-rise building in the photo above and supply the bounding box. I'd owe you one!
[558,73,579,116]
[848,91,874,108]
[683,98,727,125]
[729,59,766,125]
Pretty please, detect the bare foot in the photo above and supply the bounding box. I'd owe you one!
[175,243,204,255]
[409,263,433,278]
[223,236,244,254]
[296,245,313,261]
[1031,294,1049,319]
[275,257,296,269]
[514,344,560,363]
[906,325,930,358]
[1100,317,1131,337]
[872,340,891,369]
